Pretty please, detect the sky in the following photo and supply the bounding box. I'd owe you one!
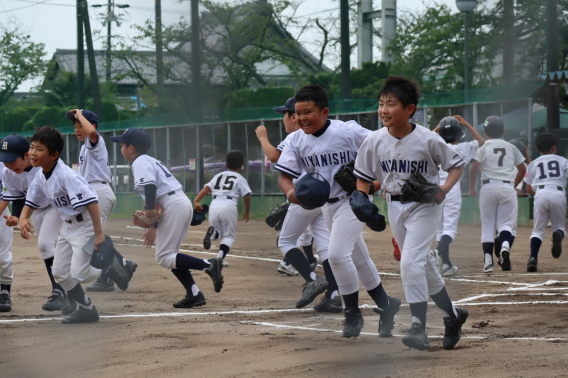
[0,0,485,91]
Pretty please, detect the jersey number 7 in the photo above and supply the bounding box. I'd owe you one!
[214,175,236,190]
[493,148,506,166]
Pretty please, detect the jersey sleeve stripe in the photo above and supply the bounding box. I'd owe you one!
[134,180,157,189]
[353,168,376,182]
[25,199,41,209]
[3,195,26,201]
[274,164,301,178]
[72,197,98,209]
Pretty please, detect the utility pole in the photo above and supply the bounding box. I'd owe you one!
[192,0,204,187]
[546,0,560,130]
[82,1,103,121]
[340,0,351,100]
[156,0,164,92]
[77,0,85,108]
[502,0,514,86]
[106,0,112,81]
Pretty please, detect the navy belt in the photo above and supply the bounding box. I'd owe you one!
[482,179,511,185]
[213,195,233,200]
[538,185,563,191]
[89,181,107,185]
[390,195,412,203]
[167,191,176,196]
[65,214,84,224]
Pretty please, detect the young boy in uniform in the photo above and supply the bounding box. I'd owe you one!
[0,161,13,312]
[111,127,223,308]
[0,134,71,313]
[194,150,252,265]
[277,85,400,336]
[354,76,468,350]
[469,116,526,272]
[430,115,484,276]
[524,133,568,272]
[19,127,132,324]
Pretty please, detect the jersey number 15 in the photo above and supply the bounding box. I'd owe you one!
[214,175,236,190]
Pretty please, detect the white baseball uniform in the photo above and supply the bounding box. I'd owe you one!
[79,134,115,228]
[205,170,251,249]
[276,119,382,295]
[436,141,480,241]
[474,139,525,243]
[354,124,464,303]
[3,166,62,260]
[524,154,568,241]
[0,163,13,285]
[132,154,193,269]
[25,160,101,291]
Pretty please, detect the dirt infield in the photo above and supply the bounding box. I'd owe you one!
[2,219,568,377]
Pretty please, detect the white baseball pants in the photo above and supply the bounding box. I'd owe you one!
[0,207,13,285]
[91,182,116,229]
[32,206,63,260]
[297,225,313,247]
[479,182,518,243]
[436,180,461,241]
[278,203,329,261]
[531,189,566,241]
[208,199,238,249]
[156,192,193,269]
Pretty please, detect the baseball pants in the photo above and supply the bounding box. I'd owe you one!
[32,206,63,260]
[208,199,238,249]
[479,182,518,243]
[297,226,313,247]
[322,197,381,295]
[156,192,193,269]
[531,189,567,241]
[0,207,13,285]
[91,182,116,229]
[436,180,461,241]
[387,196,445,304]
[278,204,329,261]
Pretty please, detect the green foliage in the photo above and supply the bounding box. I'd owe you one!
[0,107,32,133]
[350,62,390,99]
[22,106,65,132]
[41,66,86,108]
[225,86,295,110]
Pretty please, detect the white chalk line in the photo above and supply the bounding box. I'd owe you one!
[455,292,568,304]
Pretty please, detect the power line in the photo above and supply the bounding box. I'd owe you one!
[5,0,189,14]
[0,0,52,13]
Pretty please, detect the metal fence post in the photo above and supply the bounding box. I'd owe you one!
[473,103,478,130]
[244,122,249,181]
[65,134,70,166]
[227,123,231,152]
[181,127,186,192]
[527,97,533,159]
[112,130,117,192]
[260,119,265,195]
[423,108,428,129]
[195,125,201,193]
[278,120,283,142]
[166,126,171,168]
[153,129,157,157]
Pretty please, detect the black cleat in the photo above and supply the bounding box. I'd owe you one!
[295,276,328,308]
[106,256,133,291]
[343,307,364,338]
[203,226,215,250]
[42,291,70,312]
[62,298,77,315]
[313,296,343,313]
[61,306,99,324]
[443,307,469,350]
[402,323,431,350]
[527,257,538,272]
[552,230,563,258]
[86,277,115,292]
[500,246,511,271]
[206,257,224,293]
[494,236,502,260]
[374,296,402,338]
[0,293,11,312]
[173,291,207,308]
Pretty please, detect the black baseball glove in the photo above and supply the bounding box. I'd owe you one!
[349,190,386,232]
[399,171,446,204]
[265,202,290,231]
[334,160,374,195]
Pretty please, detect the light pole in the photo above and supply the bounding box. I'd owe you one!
[456,0,477,103]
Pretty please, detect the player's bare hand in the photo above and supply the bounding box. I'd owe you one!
[142,228,157,248]
[469,188,477,198]
[255,126,268,141]
[70,109,83,119]
[286,189,301,205]
[93,232,106,250]
[18,219,34,240]
[194,202,203,213]
[433,125,440,133]
[242,212,249,222]
[453,115,469,127]
[3,215,18,227]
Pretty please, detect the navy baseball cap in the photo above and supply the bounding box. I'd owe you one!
[0,134,30,163]
[65,109,98,126]
[273,97,295,114]
[295,173,330,209]
[484,116,504,131]
[110,127,151,151]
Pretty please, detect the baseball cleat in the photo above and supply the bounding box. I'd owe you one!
[277,261,299,276]
[203,226,215,250]
[206,257,224,293]
[402,323,431,350]
[42,291,70,312]
[443,307,468,350]
[552,230,563,258]
[61,305,99,324]
[392,237,401,261]
[86,277,115,292]
[295,275,328,308]
[443,265,459,276]
[483,262,494,273]
[313,295,343,313]
[0,293,11,312]
[221,259,229,267]
[374,296,401,337]
[343,307,364,338]
[527,257,538,272]
[62,298,77,315]
[500,246,511,271]
[430,249,442,272]
[106,256,131,291]
[173,291,207,308]
[494,236,502,260]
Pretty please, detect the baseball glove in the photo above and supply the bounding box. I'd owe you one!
[266,202,290,231]
[334,160,374,195]
[133,204,162,228]
[399,172,446,204]
[349,190,386,232]
[191,204,209,226]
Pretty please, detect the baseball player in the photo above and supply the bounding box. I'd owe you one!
[354,76,468,350]
[111,128,224,308]
[430,116,484,276]
[469,116,526,272]
[0,161,13,312]
[67,109,137,292]
[0,134,72,313]
[194,150,252,265]
[524,133,568,272]
[277,85,401,336]
[19,127,133,324]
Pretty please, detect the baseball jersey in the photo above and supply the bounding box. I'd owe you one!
[25,160,98,221]
[131,154,182,200]
[276,119,369,199]
[206,171,252,204]
[524,154,568,189]
[0,163,3,201]
[79,134,112,183]
[2,166,50,208]
[438,140,479,181]
[276,130,306,184]
[474,139,525,182]
[354,124,464,195]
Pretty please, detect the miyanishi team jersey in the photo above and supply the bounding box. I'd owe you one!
[524,154,568,190]
[131,154,182,200]
[354,124,464,195]
[438,140,479,181]
[276,130,306,184]
[206,171,251,204]
[2,166,50,208]
[474,139,525,182]
[25,160,98,221]
[275,119,370,199]
[79,133,112,183]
